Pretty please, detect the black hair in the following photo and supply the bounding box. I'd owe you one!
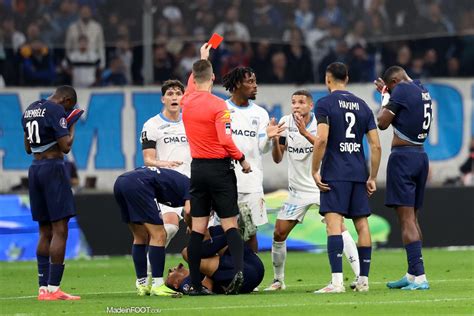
[161,80,185,95]
[326,62,348,81]
[382,66,405,84]
[222,67,255,92]
[292,90,313,101]
[55,85,77,105]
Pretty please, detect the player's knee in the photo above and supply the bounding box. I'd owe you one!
[273,228,288,242]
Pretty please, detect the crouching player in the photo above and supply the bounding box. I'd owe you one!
[165,226,264,295]
[113,166,191,297]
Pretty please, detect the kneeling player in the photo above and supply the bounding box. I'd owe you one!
[114,166,191,297]
[166,227,264,295]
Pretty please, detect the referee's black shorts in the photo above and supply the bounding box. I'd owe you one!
[190,158,239,218]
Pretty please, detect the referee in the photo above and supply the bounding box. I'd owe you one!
[181,43,252,295]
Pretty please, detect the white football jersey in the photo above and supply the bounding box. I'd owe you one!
[227,99,271,193]
[140,113,191,177]
[279,114,320,199]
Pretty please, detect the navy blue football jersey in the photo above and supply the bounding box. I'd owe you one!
[22,99,69,153]
[122,167,191,207]
[315,90,376,182]
[388,80,432,144]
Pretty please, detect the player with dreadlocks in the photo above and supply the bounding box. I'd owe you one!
[208,67,285,259]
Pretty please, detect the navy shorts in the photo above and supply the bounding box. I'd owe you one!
[113,175,163,225]
[28,159,76,223]
[320,181,370,218]
[386,146,429,210]
[212,247,265,294]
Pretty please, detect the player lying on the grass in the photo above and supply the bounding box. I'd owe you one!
[22,86,83,301]
[265,90,361,291]
[113,166,191,297]
[140,79,191,247]
[312,62,381,293]
[165,226,264,295]
[375,66,432,290]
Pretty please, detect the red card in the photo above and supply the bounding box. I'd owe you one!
[208,33,224,49]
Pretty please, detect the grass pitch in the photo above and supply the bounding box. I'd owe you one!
[1,249,473,315]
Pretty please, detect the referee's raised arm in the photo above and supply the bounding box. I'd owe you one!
[181,42,250,295]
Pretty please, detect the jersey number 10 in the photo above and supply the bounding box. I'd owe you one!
[26,120,41,144]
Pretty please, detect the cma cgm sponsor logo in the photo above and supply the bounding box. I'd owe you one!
[232,129,257,137]
[288,146,313,154]
[163,136,188,143]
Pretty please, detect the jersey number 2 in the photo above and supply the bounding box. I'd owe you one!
[345,112,356,139]
[26,120,41,144]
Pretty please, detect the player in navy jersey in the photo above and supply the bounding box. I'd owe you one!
[21,86,81,300]
[113,166,191,297]
[312,62,381,293]
[375,66,432,290]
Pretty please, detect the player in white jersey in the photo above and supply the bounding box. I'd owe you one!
[219,67,285,252]
[140,80,191,246]
[264,90,360,291]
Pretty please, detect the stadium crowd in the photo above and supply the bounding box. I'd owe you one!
[1,0,473,87]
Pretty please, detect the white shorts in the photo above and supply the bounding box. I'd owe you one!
[277,195,320,223]
[238,192,267,226]
[159,204,183,220]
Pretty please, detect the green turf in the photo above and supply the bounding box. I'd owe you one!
[1,249,473,315]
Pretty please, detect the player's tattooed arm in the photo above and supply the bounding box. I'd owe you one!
[23,132,32,154]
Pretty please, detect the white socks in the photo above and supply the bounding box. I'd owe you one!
[136,277,148,287]
[152,277,164,287]
[415,274,427,283]
[48,285,59,293]
[332,273,343,286]
[406,273,415,282]
[164,224,179,247]
[272,240,287,281]
[342,230,360,277]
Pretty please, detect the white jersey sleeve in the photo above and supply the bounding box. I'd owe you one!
[227,99,270,193]
[282,114,320,199]
[140,113,191,177]
[258,110,271,154]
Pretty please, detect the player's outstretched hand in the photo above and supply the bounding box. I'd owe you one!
[200,43,212,60]
[366,178,377,197]
[313,173,330,192]
[158,161,183,168]
[374,77,386,93]
[267,117,286,139]
[240,159,252,173]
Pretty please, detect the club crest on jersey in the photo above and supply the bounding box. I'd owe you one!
[60,117,67,128]
[251,117,259,127]
[221,110,231,123]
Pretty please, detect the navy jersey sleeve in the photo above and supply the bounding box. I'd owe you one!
[388,85,408,115]
[48,105,69,139]
[315,98,330,124]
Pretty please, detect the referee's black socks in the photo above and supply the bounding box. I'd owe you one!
[225,228,244,273]
[188,231,205,289]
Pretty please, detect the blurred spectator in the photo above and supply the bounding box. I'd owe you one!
[320,0,346,28]
[103,12,120,42]
[345,20,367,49]
[348,44,374,82]
[20,39,55,86]
[101,56,127,86]
[294,0,314,35]
[192,10,216,40]
[220,40,251,78]
[63,34,100,87]
[153,44,176,84]
[2,17,26,52]
[51,0,78,45]
[446,57,461,77]
[423,48,444,77]
[318,40,349,82]
[267,51,292,84]
[408,56,426,79]
[306,15,331,81]
[385,0,418,36]
[213,6,250,42]
[109,36,133,84]
[395,45,412,69]
[65,4,105,69]
[251,0,283,39]
[417,2,455,35]
[250,40,272,83]
[284,27,313,84]
[176,42,198,82]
